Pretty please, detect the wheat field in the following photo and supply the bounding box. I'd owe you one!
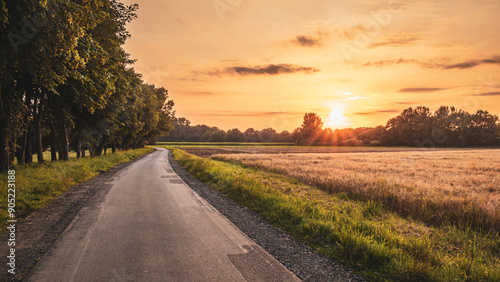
[216,149,500,231]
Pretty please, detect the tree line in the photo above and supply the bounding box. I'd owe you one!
[0,0,174,171]
[296,106,500,147]
[163,106,500,147]
[160,117,294,143]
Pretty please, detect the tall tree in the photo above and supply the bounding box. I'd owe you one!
[296,113,323,145]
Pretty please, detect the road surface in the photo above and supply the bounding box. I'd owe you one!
[27,148,300,281]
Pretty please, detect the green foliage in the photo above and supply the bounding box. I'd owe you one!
[161,118,293,143]
[224,128,247,142]
[0,0,174,171]
[172,148,500,281]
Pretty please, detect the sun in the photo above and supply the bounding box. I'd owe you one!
[325,103,350,128]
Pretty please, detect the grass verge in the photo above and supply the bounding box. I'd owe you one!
[0,148,153,231]
[171,148,500,281]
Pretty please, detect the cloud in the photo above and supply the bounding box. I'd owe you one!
[294,35,321,47]
[439,56,500,69]
[398,87,449,93]
[362,58,419,67]
[355,109,400,115]
[475,92,500,96]
[336,24,374,40]
[344,95,371,100]
[196,64,319,76]
[291,31,330,47]
[369,35,420,48]
[362,56,500,70]
[232,64,319,75]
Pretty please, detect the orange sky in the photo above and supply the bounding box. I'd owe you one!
[122,0,500,131]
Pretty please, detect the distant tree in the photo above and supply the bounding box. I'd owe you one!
[358,126,386,145]
[244,128,259,142]
[291,128,301,143]
[201,131,211,142]
[184,133,201,142]
[209,129,225,142]
[296,113,323,145]
[385,107,433,146]
[275,130,292,142]
[259,128,276,143]
[224,128,247,142]
[459,110,499,146]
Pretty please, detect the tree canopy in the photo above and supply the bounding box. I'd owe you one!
[0,0,174,171]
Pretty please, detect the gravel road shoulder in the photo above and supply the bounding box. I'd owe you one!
[167,150,364,282]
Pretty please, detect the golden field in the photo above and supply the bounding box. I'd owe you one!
[214,149,500,231]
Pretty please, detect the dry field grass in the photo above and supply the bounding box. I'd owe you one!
[180,146,459,158]
[215,149,500,231]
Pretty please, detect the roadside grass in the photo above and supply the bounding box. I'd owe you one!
[0,148,153,231]
[171,148,500,281]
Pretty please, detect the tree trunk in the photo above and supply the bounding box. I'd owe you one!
[17,81,32,166]
[112,145,116,153]
[82,148,86,158]
[50,123,58,161]
[8,143,15,168]
[51,142,57,161]
[61,122,70,161]
[76,140,81,159]
[0,136,7,171]
[95,145,102,156]
[103,147,107,155]
[34,96,45,164]
[0,84,8,171]
[17,132,27,165]
[25,133,33,164]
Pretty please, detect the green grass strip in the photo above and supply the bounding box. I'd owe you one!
[0,148,153,231]
[172,148,500,281]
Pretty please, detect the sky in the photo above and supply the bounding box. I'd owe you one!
[121,0,500,131]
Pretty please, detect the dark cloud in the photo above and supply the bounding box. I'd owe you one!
[475,92,500,96]
[355,109,400,115]
[196,64,319,76]
[440,56,500,69]
[232,64,319,75]
[399,88,448,93]
[362,56,500,70]
[369,36,420,48]
[294,35,321,47]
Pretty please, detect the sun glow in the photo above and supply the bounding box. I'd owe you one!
[325,103,350,128]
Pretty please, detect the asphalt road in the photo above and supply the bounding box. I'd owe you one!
[27,148,300,281]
